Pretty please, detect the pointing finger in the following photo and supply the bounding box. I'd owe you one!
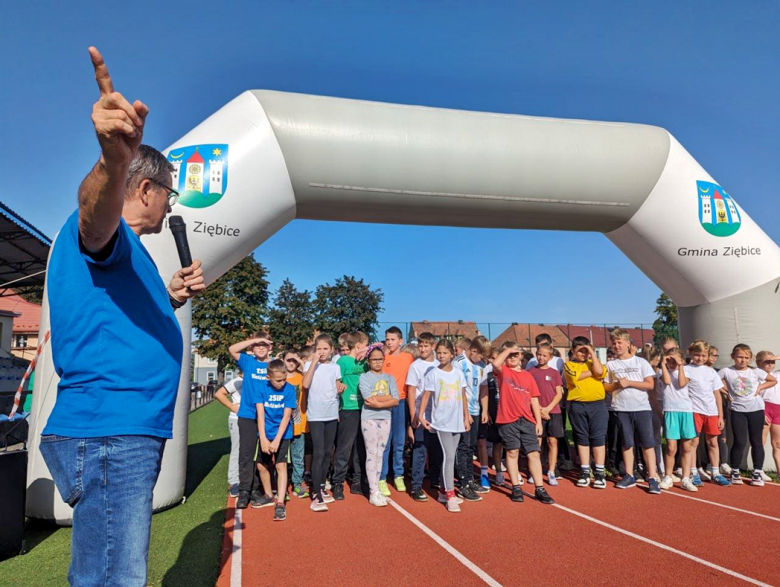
[89,46,114,96]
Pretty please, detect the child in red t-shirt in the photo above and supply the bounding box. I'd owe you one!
[493,341,554,505]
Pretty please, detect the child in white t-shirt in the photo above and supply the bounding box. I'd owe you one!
[419,339,469,513]
[756,350,780,480]
[719,344,777,486]
[214,375,243,497]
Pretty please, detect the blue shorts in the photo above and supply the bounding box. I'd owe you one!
[617,410,656,450]
[664,411,697,441]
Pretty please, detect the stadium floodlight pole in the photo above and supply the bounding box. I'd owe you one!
[28,90,780,522]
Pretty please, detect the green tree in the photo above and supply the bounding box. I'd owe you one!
[652,292,679,347]
[192,254,270,376]
[313,275,384,340]
[267,279,315,349]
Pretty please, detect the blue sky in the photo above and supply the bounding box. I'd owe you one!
[2,2,778,327]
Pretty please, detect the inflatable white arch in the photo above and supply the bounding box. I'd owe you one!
[27,91,780,522]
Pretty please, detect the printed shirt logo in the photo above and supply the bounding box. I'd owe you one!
[168,144,229,208]
[697,180,741,237]
[371,379,390,396]
[732,375,754,397]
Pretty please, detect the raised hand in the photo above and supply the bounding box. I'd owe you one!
[168,260,205,302]
[89,47,148,165]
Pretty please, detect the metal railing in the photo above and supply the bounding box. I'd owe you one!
[189,383,216,412]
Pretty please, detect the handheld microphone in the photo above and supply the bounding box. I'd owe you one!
[168,215,193,268]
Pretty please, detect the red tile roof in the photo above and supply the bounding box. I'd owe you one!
[411,321,480,340]
[492,324,570,349]
[0,294,41,333]
[555,325,655,348]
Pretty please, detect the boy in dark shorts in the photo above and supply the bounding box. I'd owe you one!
[493,341,554,505]
[527,343,564,486]
[257,360,297,520]
[563,336,609,489]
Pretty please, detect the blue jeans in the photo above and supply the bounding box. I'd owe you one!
[411,426,442,490]
[39,435,166,587]
[381,401,406,479]
[290,434,305,487]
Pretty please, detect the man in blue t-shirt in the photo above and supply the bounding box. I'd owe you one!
[38,48,206,587]
[229,330,274,509]
[255,360,297,521]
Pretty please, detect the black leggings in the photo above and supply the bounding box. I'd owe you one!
[730,410,765,471]
[309,420,338,499]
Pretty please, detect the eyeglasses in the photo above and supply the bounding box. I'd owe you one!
[148,178,180,207]
[368,357,384,362]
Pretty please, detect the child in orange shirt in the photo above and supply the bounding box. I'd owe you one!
[285,349,308,498]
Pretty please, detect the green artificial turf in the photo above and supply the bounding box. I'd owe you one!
[0,401,231,587]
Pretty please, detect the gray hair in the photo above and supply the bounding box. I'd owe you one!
[126,145,174,195]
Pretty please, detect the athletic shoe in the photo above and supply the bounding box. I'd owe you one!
[500,461,507,472]
[633,470,645,483]
[236,492,250,509]
[534,487,555,505]
[411,487,428,501]
[480,473,491,490]
[492,473,506,487]
[660,476,674,490]
[577,470,591,487]
[547,471,559,486]
[751,471,765,487]
[325,480,331,491]
[731,471,743,485]
[438,491,463,504]
[446,496,461,513]
[369,492,388,507]
[378,480,392,497]
[527,475,535,485]
[320,491,335,504]
[332,483,345,500]
[670,473,682,483]
[607,465,620,478]
[292,485,309,499]
[691,472,703,487]
[593,471,607,489]
[394,477,407,492]
[760,471,772,482]
[516,475,524,486]
[472,454,478,461]
[251,494,275,508]
[681,477,699,492]
[560,460,574,471]
[310,499,328,512]
[510,487,525,502]
[474,479,489,494]
[303,470,312,483]
[647,478,661,495]
[720,463,732,476]
[350,481,364,495]
[616,475,636,489]
[712,474,731,486]
[273,503,286,521]
[229,484,240,498]
[698,468,712,482]
[459,483,482,502]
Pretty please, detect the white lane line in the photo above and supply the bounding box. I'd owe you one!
[230,508,243,587]
[553,504,770,586]
[637,483,780,522]
[386,498,502,587]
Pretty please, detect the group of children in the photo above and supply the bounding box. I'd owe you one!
[213,325,780,520]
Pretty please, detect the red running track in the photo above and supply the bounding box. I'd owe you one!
[217,474,780,586]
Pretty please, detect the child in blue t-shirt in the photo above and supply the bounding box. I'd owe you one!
[229,331,273,509]
[256,360,297,521]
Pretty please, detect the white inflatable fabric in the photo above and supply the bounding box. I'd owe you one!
[28,91,780,522]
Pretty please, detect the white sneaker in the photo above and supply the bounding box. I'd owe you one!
[325,480,332,491]
[752,471,765,487]
[438,491,463,504]
[671,473,682,483]
[517,475,524,486]
[720,463,732,476]
[501,461,507,472]
[760,471,772,482]
[681,477,699,492]
[446,496,461,512]
[528,475,535,485]
[321,491,335,504]
[674,467,683,478]
[698,468,712,482]
[660,476,674,490]
[310,499,328,512]
[369,492,387,507]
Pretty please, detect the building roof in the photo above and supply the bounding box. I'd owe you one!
[0,294,41,333]
[411,321,480,340]
[0,201,51,294]
[492,324,571,348]
[556,325,655,348]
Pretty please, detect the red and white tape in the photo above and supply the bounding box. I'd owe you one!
[9,329,50,419]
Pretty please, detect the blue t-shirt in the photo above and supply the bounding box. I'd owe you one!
[257,381,297,440]
[44,211,183,438]
[235,354,267,420]
[456,357,484,416]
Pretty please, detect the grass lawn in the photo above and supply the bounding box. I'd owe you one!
[0,401,231,586]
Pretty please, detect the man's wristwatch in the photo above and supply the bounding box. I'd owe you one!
[169,291,186,309]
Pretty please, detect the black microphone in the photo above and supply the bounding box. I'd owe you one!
[168,215,193,268]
